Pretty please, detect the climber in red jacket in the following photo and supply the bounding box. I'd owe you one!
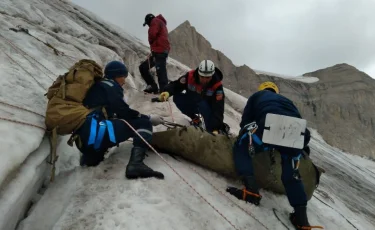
[140,13,170,94]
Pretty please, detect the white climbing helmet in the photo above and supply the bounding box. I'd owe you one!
[198,60,215,77]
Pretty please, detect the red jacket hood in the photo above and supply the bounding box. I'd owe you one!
[156,14,167,25]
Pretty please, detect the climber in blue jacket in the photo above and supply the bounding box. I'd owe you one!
[75,61,165,179]
[228,81,312,229]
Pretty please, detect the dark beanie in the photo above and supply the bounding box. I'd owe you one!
[104,61,128,79]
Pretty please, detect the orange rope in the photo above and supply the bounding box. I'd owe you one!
[0,100,45,118]
[167,100,175,123]
[0,34,55,81]
[186,161,269,229]
[120,119,249,230]
[0,117,45,130]
[2,51,46,90]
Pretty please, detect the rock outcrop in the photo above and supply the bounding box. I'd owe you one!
[169,21,375,158]
[168,21,259,98]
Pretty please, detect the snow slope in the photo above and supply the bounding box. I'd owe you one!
[254,69,319,83]
[0,0,374,229]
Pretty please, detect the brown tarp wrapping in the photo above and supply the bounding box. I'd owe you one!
[151,126,324,200]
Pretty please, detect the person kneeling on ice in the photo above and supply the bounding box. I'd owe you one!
[157,60,229,134]
[227,82,318,229]
[75,61,165,179]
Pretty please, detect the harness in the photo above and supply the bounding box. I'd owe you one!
[238,122,271,154]
[238,121,303,180]
[87,112,116,151]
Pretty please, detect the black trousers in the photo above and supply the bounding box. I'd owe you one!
[139,52,168,91]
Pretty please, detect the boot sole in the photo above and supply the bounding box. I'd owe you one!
[126,172,164,180]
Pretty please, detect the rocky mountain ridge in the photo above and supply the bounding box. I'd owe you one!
[168,20,375,158]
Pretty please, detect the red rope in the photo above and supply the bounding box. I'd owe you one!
[184,163,269,229]
[2,51,46,90]
[120,119,242,230]
[1,31,267,229]
[167,100,175,123]
[0,117,45,130]
[0,34,55,81]
[0,100,45,118]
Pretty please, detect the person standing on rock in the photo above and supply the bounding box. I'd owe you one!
[139,13,170,94]
[76,61,165,180]
[227,82,319,229]
[157,60,229,135]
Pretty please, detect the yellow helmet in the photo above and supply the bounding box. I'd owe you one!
[258,81,279,94]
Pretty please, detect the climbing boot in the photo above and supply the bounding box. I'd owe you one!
[290,206,311,229]
[125,147,164,179]
[190,114,203,128]
[143,84,159,94]
[226,176,262,205]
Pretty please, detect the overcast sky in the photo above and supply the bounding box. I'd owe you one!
[71,0,375,78]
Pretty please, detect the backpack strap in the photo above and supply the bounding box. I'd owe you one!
[47,128,58,182]
[61,75,66,99]
[67,134,82,148]
[66,106,109,148]
[87,116,116,151]
[101,107,108,120]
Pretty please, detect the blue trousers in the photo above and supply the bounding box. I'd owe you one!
[76,114,152,166]
[233,132,308,207]
[173,92,214,132]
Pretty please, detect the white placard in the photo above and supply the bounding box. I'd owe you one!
[262,113,306,149]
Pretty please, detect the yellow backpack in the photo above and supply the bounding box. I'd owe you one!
[44,59,103,181]
[45,59,103,135]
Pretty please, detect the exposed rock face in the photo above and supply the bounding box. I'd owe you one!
[301,64,375,157]
[169,21,375,158]
[168,21,259,98]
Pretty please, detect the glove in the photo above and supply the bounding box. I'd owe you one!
[149,114,164,126]
[158,92,170,102]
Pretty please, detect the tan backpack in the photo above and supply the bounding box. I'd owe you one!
[45,59,104,135]
[44,59,103,182]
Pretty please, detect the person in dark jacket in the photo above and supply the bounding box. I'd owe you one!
[227,82,313,229]
[75,61,165,179]
[140,13,170,94]
[158,60,227,134]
